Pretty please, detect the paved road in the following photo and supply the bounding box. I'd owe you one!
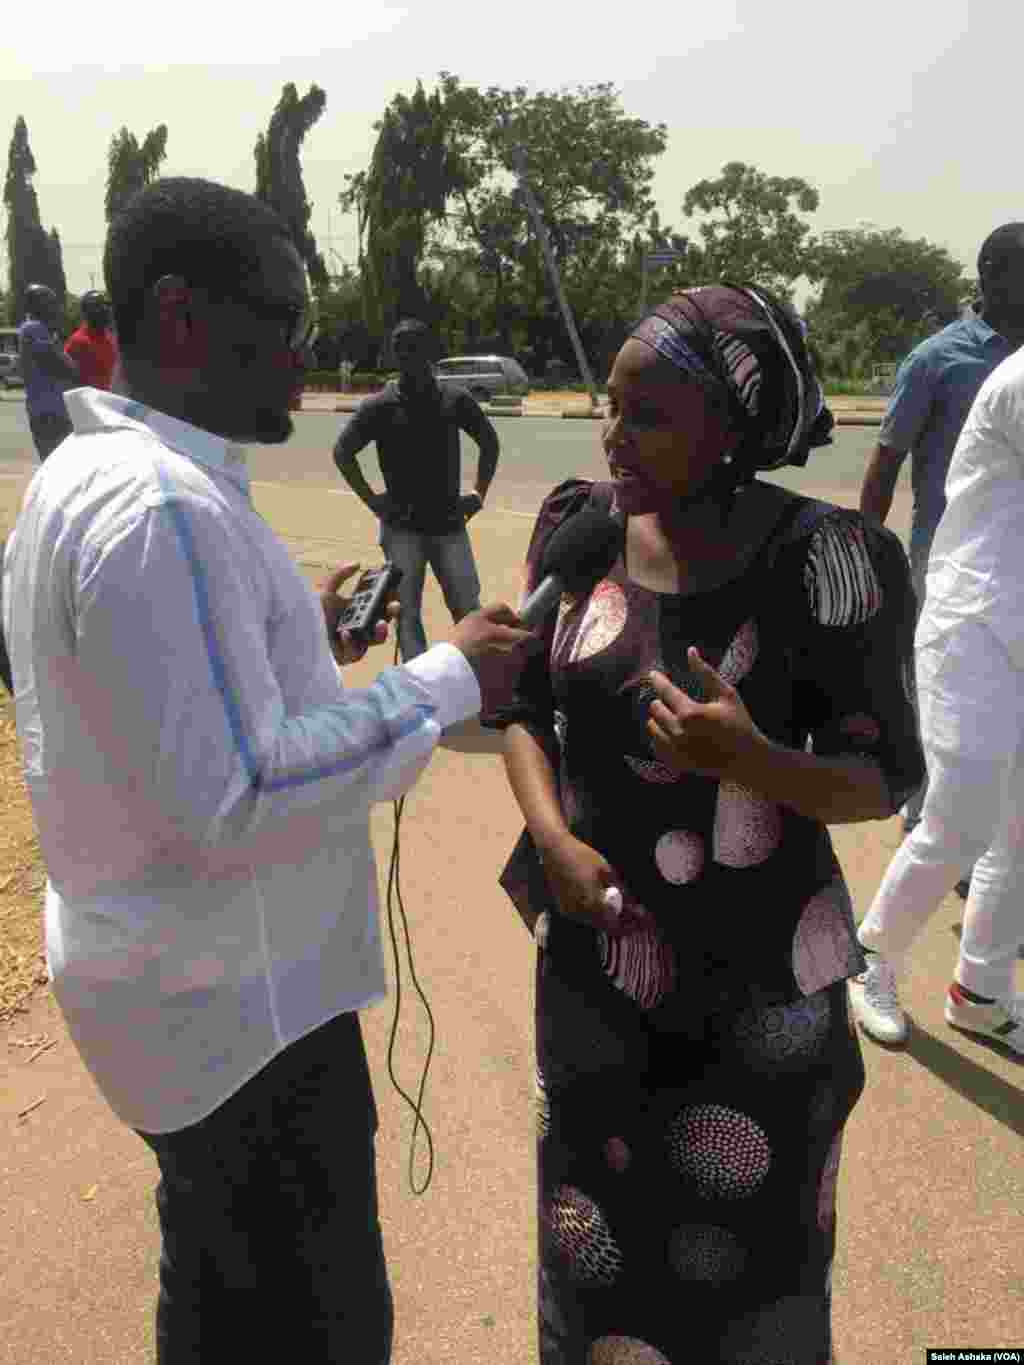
[0,397,910,536]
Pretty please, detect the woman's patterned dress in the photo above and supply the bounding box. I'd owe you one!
[492,480,924,1365]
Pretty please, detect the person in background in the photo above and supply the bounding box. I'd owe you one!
[850,345,1024,1051]
[858,223,1024,843]
[2,176,534,1363]
[333,318,500,660]
[849,224,1024,1036]
[65,290,119,391]
[17,283,78,460]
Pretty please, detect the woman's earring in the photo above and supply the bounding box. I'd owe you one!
[722,453,733,465]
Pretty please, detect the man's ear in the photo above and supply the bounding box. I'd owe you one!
[152,276,201,366]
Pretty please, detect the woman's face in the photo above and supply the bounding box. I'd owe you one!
[603,338,735,515]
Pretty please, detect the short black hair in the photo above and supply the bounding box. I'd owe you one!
[978,223,1024,282]
[104,177,292,349]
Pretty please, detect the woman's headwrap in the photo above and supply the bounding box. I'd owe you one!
[629,283,833,517]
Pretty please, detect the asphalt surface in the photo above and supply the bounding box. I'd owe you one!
[0,394,903,531]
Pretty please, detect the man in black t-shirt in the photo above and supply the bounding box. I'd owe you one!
[333,319,500,660]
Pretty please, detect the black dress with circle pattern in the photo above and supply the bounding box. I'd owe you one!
[490,480,924,1365]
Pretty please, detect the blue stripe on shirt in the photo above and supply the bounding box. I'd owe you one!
[152,460,435,795]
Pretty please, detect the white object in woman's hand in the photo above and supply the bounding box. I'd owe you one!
[541,835,648,936]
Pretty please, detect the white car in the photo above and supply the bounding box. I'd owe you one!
[434,355,530,402]
[0,352,23,389]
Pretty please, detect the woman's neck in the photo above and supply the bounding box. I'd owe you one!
[625,482,788,594]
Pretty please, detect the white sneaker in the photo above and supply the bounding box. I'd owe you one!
[945,983,1024,1055]
[848,954,908,1044]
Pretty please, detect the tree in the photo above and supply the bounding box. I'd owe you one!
[437,76,668,357]
[308,265,375,371]
[682,161,820,296]
[340,78,675,369]
[105,125,168,221]
[807,226,966,375]
[340,81,472,336]
[255,83,328,291]
[3,116,66,323]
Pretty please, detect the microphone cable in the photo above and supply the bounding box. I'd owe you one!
[384,631,437,1195]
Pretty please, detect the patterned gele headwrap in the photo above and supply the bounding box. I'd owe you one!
[630,284,832,476]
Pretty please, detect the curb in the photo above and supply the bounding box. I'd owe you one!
[0,393,884,427]
[315,405,883,425]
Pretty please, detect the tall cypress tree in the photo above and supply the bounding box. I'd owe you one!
[254,84,328,291]
[3,116,66,323]
[105,125,168,221]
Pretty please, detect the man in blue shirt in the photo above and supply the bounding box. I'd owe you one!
[17,283,79,460]
[859,224,1024,833]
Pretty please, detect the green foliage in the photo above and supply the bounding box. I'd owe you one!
[4,116,66,322]
[342,80,472,332]
[64,292,82,336]
[342,75,670,366]
[436,74,669,360]
[301,368,389,390]
[255,83,328,291]
[105,125,168,221]
[683,161,819,295]
[807,227,966,375]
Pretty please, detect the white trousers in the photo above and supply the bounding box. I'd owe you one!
[859,619,1024,999]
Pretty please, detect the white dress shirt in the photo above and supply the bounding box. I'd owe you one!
[919,345,1024,670]
[2,388,481,1133]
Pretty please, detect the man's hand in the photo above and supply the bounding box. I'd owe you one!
[367,493,404,525]
[450,603,535,664]
[318,562,399,666]
[459,491,484,523]
[449,603,538,710]
[646,649,764,780]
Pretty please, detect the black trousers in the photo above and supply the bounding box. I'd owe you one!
[28,410,73,461]
[137,1012,393,1364]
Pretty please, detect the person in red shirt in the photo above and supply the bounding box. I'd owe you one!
[64,290,118,390]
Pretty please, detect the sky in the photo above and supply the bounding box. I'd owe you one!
[1,0,1019,298]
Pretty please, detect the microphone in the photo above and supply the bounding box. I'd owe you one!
[519,500,624,628]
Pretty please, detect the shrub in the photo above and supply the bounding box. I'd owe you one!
[300,369,390,391]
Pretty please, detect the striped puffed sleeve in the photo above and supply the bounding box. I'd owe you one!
[787,509,925,813]
[481,478,594,732]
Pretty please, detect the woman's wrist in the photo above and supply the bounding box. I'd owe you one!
[533,821,575,862]
[725,733,891,823]
[716,724,773,789]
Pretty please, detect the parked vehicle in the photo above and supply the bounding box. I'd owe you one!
[434,355,530,401]
[0,352,23,389]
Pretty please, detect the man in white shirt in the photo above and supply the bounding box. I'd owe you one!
[849,341,1024,1053]
[2,177,534,1363]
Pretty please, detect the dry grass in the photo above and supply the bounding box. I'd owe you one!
[0,694,48,1022]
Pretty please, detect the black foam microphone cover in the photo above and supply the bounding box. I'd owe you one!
[539,500,624,596]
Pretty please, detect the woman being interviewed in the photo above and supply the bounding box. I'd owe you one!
[491,285,924,1365]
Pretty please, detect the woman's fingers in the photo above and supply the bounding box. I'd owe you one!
[649,699,684,736]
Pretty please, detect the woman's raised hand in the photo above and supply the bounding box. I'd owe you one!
[646,648,764,781]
